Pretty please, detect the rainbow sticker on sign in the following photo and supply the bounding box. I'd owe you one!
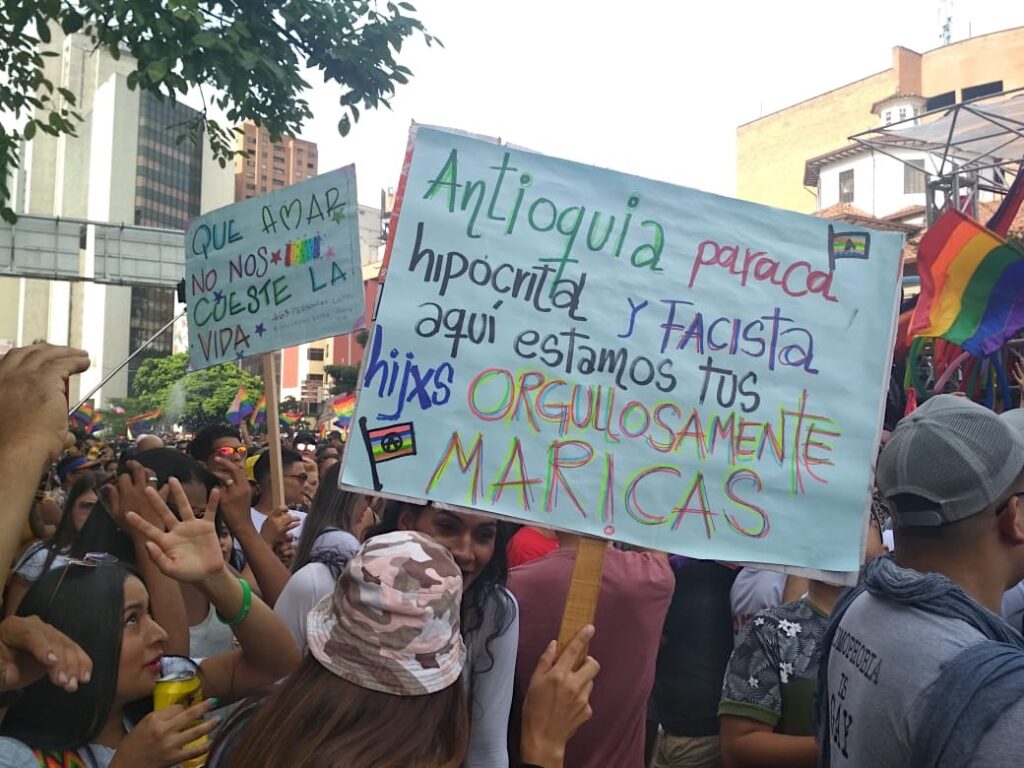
[359,418,417,490]
[286,234,322,267]
[828,225,871,270]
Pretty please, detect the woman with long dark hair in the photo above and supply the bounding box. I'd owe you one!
[209,530,470,768]
[273,462,375,649]
[368,501,518,768]
[0,478,300,767]
[6,473,103,615]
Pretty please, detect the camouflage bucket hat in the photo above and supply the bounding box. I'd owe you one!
[306,530,466,696]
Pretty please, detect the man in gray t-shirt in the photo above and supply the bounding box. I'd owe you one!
[821,396,1024,767]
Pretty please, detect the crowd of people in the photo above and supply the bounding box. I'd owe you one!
[1,342,1024,767]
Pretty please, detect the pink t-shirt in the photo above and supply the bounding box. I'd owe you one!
[509,547,674,768]
[506,527,559,569]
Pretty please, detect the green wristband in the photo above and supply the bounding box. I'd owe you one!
[216,577,252,626]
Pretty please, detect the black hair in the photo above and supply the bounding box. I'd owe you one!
[215,509,246,572]
[254,447,303,484]
[124,448,216,494]
[292,431,317,448]
[189,423,242,462]
[367,502,516,677]
[291,463,365,578]
[0,563,135,752]
[46,474,103,554]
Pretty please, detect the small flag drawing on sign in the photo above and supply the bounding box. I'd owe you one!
[358,417,417,491]
[368,422,416,463]
[828,224,871,270]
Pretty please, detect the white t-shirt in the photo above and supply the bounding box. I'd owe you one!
[249,507,307,542]
[730,567,786,635]
[273,529,360,652]
[13,543,68,583]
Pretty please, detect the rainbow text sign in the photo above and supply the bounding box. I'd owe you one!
[340,127,902,572]
[185,166,362,370]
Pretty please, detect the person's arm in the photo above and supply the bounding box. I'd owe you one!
[719,615,815,768]
[719,716,817,768]
[464,590,519,768]
[782,575,810,604]
[272,564,331,652]
[519,624,600,768]
[210,456,293,607]
[3,577,31,618]
[124,479,301,704]
[108,464,190,657]
[0,344,90,589]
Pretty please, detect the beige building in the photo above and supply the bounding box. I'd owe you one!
[234,121,318,201]
[737,27,1024,214]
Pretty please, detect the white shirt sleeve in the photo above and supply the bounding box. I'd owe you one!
[464,588,519,768]
[273,563,336,654]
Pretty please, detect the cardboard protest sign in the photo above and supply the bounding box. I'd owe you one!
[340,126,902,573]
[184,166,362,370]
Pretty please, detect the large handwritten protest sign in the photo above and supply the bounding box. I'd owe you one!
[185,166,362,370]
[340,127,902,573]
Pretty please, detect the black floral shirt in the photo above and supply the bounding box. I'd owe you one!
[719,597,829,736]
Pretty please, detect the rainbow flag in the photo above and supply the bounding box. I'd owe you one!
[910,210,1024,356]
[88,411,105,434]
[71,404,94,430]
[126,409,161,438]
[331,394,356,428]
[250,395,266,426]
[280,411,302,427]
[226,386,255,426]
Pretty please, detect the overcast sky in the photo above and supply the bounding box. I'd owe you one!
[287,0,1022,207]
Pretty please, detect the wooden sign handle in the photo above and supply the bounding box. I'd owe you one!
[261,353,286,510]
[557,536,607,654]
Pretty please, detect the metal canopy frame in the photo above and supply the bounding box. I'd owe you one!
[850,87,1024,224]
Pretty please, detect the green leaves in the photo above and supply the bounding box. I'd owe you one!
[1,0,436,223]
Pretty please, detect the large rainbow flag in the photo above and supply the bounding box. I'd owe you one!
[280,411,302,428]
[909,209,1024,357]
[331,394,356,427]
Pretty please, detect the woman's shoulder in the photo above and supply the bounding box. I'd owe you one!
[13,543,63,581]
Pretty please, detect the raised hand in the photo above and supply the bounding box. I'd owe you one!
[520,624,600,767]
[124,479,226,584]
[260,506,300,549]
[209,455,254,531]
[0,343,90,468]
[0,615,92,694]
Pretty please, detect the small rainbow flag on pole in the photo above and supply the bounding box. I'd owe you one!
[910,209,1024,356]
[250,395,266,426]
[331,394,356,428]
[280,411,302,428]
[71,404,94,430]
[89,411,105,434]
[226,386,255,426]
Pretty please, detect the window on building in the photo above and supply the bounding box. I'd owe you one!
[839,170,855,203]
[898,107,907,121]
[962,81,1003,102]
[307,347,325,361]
[883,110,892,124]
[273,178,284,186]
[904,159,926,194]
[925,91,956,111]
[307,373,324,382]
[306,162,315,169]
[246,183,256,191]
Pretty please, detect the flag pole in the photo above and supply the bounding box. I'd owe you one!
[262,353,286,508]
[70,309,187,415]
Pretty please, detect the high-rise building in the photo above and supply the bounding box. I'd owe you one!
[0,28,234,405]
[736,27,1024,214]
[234,121,318,200]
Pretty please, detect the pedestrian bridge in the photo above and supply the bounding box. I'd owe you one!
[0,213,183,287]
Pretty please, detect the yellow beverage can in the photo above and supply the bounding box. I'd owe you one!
[153,660,208,768]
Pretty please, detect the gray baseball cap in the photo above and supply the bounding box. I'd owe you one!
[877,394,1024,527]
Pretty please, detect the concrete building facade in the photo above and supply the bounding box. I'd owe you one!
[0,29,234,405]
[736,27,1024,214]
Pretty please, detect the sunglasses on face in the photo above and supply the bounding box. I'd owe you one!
[295,443,316,452]
[45,552,119,617]
[213,445,247,459]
